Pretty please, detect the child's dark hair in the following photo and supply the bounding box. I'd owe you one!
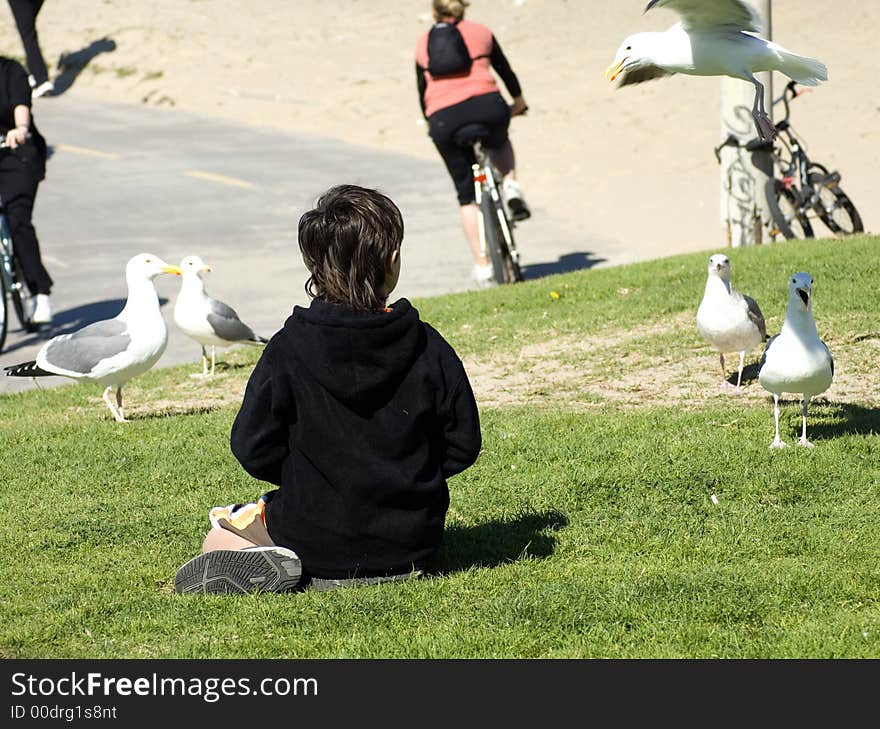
[298,185,404,311]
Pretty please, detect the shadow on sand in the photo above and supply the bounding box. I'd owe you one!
[50,297,170,337]
[50,37,118,96]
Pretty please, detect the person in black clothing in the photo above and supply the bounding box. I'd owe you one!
[7,0,54,98]
[174,185,482,594]
[0,55,52,324]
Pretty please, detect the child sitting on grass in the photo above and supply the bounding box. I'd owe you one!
[175,184,482,593]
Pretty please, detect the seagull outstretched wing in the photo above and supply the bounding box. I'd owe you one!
[645,0,761,33]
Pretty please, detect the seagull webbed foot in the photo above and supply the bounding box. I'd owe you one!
[798,437,815,448]
[769,438,787,449]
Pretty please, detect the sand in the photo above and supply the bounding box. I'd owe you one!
[1,0,876,266]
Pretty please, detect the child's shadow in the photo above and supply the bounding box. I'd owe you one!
[432,508,568,575]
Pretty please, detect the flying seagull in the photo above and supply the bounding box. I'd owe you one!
[3,254,182,422]
[173,255,268,377]
[606,0,828,141]
[696,253,766,390]
[758,272,833,448]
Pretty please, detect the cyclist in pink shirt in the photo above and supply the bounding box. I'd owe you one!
[415,0,529,287]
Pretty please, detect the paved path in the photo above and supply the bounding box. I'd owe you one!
[1,94,612,394]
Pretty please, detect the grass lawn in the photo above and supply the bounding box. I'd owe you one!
[1,235,878,658]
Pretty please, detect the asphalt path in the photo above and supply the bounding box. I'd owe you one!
[1,93,612,395]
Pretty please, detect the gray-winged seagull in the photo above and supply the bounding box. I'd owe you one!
[173,255,268,377]
[3,253,182,422]
[606,0,828,141]
[758,272,833,448]
[696,254,766,390]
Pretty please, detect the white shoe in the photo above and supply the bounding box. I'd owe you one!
[502,179,531,221]
[472,262,496,288]
[31,294,52,324]
[32,80,54,98]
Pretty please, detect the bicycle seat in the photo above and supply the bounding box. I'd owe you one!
[453,123,491,148]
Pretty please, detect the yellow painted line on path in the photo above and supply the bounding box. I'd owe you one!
[184,170,259,190]
[55,143,121,160]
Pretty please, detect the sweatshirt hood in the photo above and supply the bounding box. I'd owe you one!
[283,298,424,405]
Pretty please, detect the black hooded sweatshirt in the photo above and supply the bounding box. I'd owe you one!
[230,297,481,579]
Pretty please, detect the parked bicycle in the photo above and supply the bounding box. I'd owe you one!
[0,142,38,352]
[453,122,524,285]
[714,80,863,241]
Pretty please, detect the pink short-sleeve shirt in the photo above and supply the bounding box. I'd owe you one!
[415,19,499,118]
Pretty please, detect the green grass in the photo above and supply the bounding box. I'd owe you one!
[1,235,879,658]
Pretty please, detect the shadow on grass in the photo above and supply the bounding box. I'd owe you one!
[432,508,568,575]
[51,37,118,96]
[521,251,606,280]
[806,402,880,439]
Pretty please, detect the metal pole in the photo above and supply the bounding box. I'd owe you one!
[720,0,773,247]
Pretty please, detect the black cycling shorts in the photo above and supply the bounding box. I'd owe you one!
[428,92,511,205]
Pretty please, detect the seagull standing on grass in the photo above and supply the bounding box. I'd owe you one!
[696,254,766,390]
[758,272,833,448]
[3,254,182,422]
[173,255,268,377]
[605,0,828,141]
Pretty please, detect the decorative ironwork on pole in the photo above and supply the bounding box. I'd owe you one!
[720,0,774,247]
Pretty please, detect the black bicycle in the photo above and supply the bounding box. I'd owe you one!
[0,153,38,352]
[714,80,863,241]
[453,122,524,285]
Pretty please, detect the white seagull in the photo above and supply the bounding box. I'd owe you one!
[696,253,766,390]
[758,272,833,448]
[606,0,828,141]
[3,253,182,422]
[173,255,268,377]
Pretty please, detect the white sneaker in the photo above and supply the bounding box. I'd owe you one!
[31,294,52,324]
[503,178,531,221]
[32,80,54,98]
[472,262,496,288]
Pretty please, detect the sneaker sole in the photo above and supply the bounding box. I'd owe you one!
[174,548,302,594]
[507,199,531,221]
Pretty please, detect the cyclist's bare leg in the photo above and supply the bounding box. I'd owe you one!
[487,139,516,182]
[460,203,489,266]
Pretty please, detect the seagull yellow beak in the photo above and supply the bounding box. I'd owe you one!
[605,58,626,82]
[162,265,183,276]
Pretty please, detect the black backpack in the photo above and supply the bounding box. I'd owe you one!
[426,21,472,77]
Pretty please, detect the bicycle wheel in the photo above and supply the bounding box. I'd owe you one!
[10,257,36,332]
[481,195,511,284]
[807,167,864,236]
[765,179,814,241]
[496,209,524,283]
[0,268,8,353]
